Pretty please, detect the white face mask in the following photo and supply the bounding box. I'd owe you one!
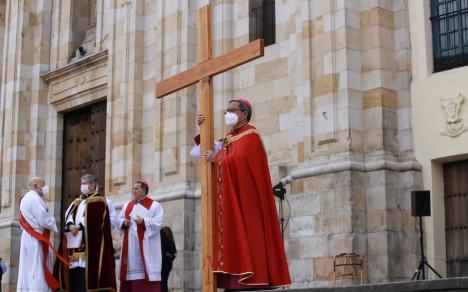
[41,185,49,196]
[224,112,238,127]
[81,184,90,195]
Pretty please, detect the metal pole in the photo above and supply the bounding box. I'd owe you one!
[419,216,425,280]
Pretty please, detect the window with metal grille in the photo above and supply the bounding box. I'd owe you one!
[249,0,276,46]
[431,0,468,72]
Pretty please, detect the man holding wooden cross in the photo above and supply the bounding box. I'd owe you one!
[155,5,290,291]
[199,98,291,290]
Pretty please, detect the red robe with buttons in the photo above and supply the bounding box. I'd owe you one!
[213,124,291,289]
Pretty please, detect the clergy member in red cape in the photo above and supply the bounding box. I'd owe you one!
[18,177,69,292]
[118,180,164,292]
[200,98,291,290]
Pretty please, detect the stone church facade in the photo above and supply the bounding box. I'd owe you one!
[2,0,466,291]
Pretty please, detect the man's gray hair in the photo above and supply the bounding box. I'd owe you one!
[28,177,44,189]
[81,174,98,185]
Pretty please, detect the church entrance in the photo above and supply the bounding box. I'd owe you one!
[443,159,468,277]
[61,101,107,222]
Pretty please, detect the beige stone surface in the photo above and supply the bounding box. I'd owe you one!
[0,0,428,290]
[409,0,468,278]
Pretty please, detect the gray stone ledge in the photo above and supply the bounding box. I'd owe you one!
[281,157,422,185]
[113,189,201,209]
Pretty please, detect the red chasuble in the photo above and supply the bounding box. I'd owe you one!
[213,124,291,289]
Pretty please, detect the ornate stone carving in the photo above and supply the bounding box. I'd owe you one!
[441,94,468,137]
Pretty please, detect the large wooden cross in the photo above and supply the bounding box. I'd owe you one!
[155,5,264,292]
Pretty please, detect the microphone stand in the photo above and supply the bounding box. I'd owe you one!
[273,182,286,241]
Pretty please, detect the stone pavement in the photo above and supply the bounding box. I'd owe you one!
[251,277,468,292]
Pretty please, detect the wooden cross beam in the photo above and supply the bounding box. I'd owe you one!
[155,5,264,292]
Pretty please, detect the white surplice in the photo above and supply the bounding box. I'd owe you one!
[189,140,223,159]
[118,199,164,281]
[17,190,58,292]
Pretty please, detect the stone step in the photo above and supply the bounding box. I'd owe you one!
[245,277,468,292]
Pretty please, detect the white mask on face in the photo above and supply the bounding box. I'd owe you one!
[81,184,90,195]
[42,185,49,196]
[224,112,238,127]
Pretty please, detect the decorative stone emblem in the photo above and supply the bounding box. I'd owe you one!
[441,94,468,137]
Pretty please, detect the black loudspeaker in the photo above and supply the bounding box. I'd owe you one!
[411,190,431,217]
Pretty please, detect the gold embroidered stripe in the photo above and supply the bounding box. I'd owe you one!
[224,129,260,146]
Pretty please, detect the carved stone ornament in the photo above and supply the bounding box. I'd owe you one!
[441,94,468,137]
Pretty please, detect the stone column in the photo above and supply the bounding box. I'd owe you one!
[106,0,144,191]
[212,0,235,134]
[0,0,53,290]
[140,0,200,291]
[360,0,420,282]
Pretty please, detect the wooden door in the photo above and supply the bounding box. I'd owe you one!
[444,159,468,277]
[61,101,107,223]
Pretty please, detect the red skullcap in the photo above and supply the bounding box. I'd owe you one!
[137,180,149,189]
[236,97,252,110]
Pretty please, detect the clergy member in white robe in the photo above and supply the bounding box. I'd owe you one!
[119,180,164,292]
[17,177,58,292]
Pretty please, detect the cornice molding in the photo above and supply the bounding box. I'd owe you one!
[0,219,19,229]
[42,49,108,82]
[281,156,422,185]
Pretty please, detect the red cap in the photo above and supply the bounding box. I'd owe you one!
[137,180,149,189]
[236,97,252,110]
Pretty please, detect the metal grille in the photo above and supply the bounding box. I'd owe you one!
[431,0,468,72]
[249,0,276,46]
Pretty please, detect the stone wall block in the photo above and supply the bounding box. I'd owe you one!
[367,210,387,232]
[352,211,367,233]
[334,188,353,212]
[332,171,353,188]
[299,236,329,259]
[303,174,334,192]
[320,190,337,213]
[286,238,300,259]
[312,73,339,97]
[290,192,321,217]
[314,256,335,282]
[290,259,315,283]
[351,187,366,212]
[366,185,387,211]
[361,7,394,30]
[328,233,355,256]
[386,209,402,231]
[368,231,388,256]
[367,254,389,282]
[291,215,316,239]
